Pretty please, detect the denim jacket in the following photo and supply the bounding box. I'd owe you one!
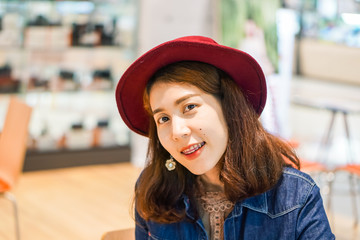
[135,167,335,239]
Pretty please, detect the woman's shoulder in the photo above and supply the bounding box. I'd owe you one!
[278,167,316,188]
[266,167,317,199]
[266,167,318,216]
[241,167,319,218]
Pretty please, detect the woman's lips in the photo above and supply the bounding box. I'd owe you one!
[181,142,205,159]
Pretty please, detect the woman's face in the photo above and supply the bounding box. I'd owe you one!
[149,82,228,175]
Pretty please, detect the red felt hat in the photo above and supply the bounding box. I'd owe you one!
[115,36,267,136]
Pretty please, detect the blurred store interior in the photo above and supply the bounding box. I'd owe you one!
[0,0,360,239]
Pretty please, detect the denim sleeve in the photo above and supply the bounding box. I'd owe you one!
[296,184,335,240]
[135,207,149,240]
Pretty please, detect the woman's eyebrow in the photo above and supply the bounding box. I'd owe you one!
[174,93,200,105]
[152,93,200,115]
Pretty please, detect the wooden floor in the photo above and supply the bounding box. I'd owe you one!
[0,162,359,240]
[0,163,141,240]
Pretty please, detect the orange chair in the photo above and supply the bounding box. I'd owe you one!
[101,228,135,240]
[0,97,32,240]
[338,164,360,176]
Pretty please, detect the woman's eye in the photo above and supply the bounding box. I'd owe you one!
[158,116,169,124]
[184,104,197,113]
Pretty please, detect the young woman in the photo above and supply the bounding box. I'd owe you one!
[115,36,334,240]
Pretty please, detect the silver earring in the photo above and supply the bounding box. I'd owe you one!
[165,155,176,171]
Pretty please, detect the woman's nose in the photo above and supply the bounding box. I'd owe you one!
[171,117,190,141]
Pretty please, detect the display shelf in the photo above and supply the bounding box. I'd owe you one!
[0,0,138,170]
[286,0,360,48]
[0,90,131,149]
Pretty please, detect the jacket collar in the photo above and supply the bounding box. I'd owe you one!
[242,191,268,211]
[182,191,268,219]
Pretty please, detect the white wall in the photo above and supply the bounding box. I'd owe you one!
[138,0,218,54]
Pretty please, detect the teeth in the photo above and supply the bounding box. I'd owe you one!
[182,142,204,155]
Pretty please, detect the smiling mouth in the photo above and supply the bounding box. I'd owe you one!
[181,142,206,155]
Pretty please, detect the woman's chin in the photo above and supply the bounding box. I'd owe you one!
[186,168,207,176]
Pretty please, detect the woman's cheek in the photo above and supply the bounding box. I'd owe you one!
[158,130,170,151]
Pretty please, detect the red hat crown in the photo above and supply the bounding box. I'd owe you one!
[116,36,266,136]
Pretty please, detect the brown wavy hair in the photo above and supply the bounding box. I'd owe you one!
[135,61,300,223]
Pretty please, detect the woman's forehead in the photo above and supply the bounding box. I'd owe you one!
[149,81,202,95]
[149,83,207,110]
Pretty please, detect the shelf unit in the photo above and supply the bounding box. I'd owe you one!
[289,0,360,83]
[0,0,139,170]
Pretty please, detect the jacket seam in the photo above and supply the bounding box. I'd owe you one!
[283,169,316,186]
[266,204,303,218]
[303,182,316,205]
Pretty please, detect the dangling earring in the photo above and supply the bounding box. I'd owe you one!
[165,155,176,171]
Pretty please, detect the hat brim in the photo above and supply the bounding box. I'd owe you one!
[116,36,266,136]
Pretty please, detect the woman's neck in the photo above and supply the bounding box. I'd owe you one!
[200,167,224,192]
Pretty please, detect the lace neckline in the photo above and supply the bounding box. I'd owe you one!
[196,179,234,240]
[200,191,234,213]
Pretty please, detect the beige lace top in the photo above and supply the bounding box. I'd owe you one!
[196,188,234,240]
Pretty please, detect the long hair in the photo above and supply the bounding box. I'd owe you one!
[135,61,300,223]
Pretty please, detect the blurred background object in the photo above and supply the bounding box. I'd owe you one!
[0,0,359,239]
[0,97,32,240]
